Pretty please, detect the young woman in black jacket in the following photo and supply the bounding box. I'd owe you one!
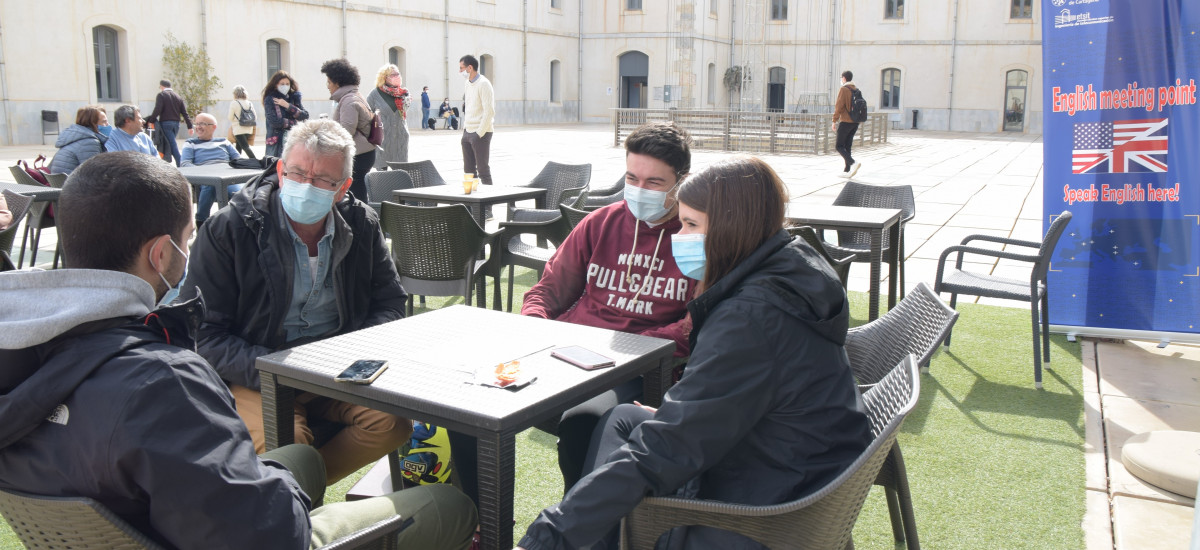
[261,70,309,158]
[517,156,872,550]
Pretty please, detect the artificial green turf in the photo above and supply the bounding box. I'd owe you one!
[0,271,1085,549]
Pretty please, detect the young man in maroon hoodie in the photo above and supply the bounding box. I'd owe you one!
[448,122,696,516]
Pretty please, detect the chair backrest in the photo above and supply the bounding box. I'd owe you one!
[527,162,592,209]
[1,190,34,256]
[0,486,166,549]
[379,201,488,281]
[41,110,60,136]
[788,225,851,286]
[45,173,69,189]
[1032,210,1073,283]
[9,165,45,188]
[386,160,447,188]
[846,282,959,385]
[583,175,626,211]
[832,181,916,248]
[365,169,414,214]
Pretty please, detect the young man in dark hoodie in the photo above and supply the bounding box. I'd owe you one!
[0,151,476,549]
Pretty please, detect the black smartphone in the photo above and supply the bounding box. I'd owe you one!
[551,346,616,371]
[335,359,389,384]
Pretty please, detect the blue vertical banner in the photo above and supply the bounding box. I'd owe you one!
[1043,1,1199,334]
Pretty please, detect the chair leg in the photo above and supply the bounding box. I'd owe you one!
[1031,300,1043,389]
[52,241,62,269]
[406,295,414,317]
[1041,291,1051,364]
[29,227,42,267]
[507,264,516,312]
[18,223,30,268]
[892,445,921,549]
[944,293,958,347]
[885,487,905,542]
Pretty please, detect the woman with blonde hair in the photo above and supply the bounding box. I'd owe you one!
[50,105,109,174]
[366,63,410,167]
[227,85,257,159]
[517,156,870,550]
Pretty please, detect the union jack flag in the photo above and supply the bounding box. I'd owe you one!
[1072,118,1169,174]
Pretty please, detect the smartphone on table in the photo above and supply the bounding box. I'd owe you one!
[552,346,616,371]
[335,359,389,384]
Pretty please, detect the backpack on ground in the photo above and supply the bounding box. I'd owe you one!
[850,88,869,123]
[237,101,256,126]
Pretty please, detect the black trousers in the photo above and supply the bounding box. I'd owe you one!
[835,121,860,171]
[461,131,493,186]
[233,133,256,159]
[350,149,375,202]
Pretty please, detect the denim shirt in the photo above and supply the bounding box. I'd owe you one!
[279,196,340,343]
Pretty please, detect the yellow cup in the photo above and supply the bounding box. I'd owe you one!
[472,178,481,192]
[463,179,473,194]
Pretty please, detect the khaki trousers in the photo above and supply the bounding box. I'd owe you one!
[231,384,412,483]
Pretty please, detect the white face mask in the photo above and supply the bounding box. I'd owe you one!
[278,84,291,95]
[460,70,470,79]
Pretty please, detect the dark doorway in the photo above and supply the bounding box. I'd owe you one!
[619,51,649,108]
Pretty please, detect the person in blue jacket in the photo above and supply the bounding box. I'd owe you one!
[517,155,871,550]
[50,105,110,174]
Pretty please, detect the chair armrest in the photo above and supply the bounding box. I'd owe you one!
[960,233,1042,249]
[315,515,410,550]
[498,218,565,245]
[934,244,1042,286]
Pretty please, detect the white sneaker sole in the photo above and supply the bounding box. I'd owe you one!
[848,163,861,178]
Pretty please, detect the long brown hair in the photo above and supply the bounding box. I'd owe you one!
[262,70,299,99]
[675,155,788,292]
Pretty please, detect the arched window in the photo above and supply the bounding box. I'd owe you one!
[480,54,494,83]
[618,51,649,108]
[389,47,407,79]
[881,68,901,109]
[550,60,561,103]
[93,26,121,101]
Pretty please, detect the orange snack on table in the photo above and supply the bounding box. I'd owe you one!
[495,360,521,386]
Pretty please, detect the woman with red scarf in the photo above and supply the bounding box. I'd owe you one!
[367,63,411,168]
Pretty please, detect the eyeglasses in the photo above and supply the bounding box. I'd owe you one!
[196,122,216,127]
[282,169,342,189]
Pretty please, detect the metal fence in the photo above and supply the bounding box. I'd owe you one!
[613,109,889,155]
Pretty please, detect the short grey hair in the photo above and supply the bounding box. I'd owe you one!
[233,85,248,99]
[113,105,140,128]
[280,119,355,180]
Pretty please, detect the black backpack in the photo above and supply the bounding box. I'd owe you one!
[237,101,257,126]
[849,88,868,123]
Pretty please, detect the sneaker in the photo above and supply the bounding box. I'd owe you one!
[848,162,861,178]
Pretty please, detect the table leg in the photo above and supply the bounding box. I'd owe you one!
[868,228,883,320]
[476,432,516,550]
[887,221,900,310]
[260,372,296,451]
[216,182,231,208]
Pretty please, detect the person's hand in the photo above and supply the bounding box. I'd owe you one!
[273,97,290,108]
[633,400,657,413]
[188,128,195,136]
[831,122,837,131]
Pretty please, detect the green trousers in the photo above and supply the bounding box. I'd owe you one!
[264,445,477,549]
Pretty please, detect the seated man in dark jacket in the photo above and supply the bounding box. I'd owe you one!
[0,151,476,549]
[182,119,411,484]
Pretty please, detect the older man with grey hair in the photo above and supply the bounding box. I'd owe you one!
[182,119,415,486]
[104,104,158,156]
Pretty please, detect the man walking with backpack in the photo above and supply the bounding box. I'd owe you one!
[832,70,865,178]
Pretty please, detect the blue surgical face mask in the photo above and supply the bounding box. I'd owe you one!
[280,178,337,225]
[154,237,189,307]
[97,124,113,137]
[624,184,674,222]
[670,233,706,280]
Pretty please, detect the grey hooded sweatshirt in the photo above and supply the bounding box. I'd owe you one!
[0,269,311,549]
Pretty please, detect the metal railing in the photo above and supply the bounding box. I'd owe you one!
[613,109,888,155]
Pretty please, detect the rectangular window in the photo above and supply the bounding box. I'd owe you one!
[551,0,560,8]
[627,0,642,10]
[708,64,717,104]
[1011,0,1033,18]
[881,69,901,109]
[550,61,561,103]
[267,40,282,81]
[885,0,904,19]
[93,26,121,101]
[711,0,718,16]
[770,0,787,20]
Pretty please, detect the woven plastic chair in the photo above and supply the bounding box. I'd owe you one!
[365,169,415,215]
[583,175,626,211]
[498,193,591,312]
[843,282,959,550]
[620,355,921,550]
[821,181,916,297]
[379,201,503,315]
[45,173,68,188]
[507,161,592,222]
[8,166,57,269]
[1,189,33,259]
[788,225,852,288]
[933,210,1072,389]
[0,486,406,550]
[386,160,448,188]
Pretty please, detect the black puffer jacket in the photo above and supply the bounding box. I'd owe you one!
[181,162,407,389]
[519,229,871,550]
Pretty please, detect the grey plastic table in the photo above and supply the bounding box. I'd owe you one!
[0,181,60,203]
[256,305,675,550]
[391,184,546,227]
[788,203,902,320]
[177,164,262,207]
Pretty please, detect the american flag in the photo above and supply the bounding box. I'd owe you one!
[1072,118,1169,174]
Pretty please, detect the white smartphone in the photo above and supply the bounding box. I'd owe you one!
[335,359,389,384]
[552,346,616,371]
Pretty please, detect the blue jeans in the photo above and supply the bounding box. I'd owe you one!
[196,183,243,224]
[161,120,181,166]
[421,107,431,129]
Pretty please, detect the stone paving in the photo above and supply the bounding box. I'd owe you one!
[2,124,1197,548]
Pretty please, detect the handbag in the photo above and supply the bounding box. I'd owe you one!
[366,110,384,146]
[237,101,257,126]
